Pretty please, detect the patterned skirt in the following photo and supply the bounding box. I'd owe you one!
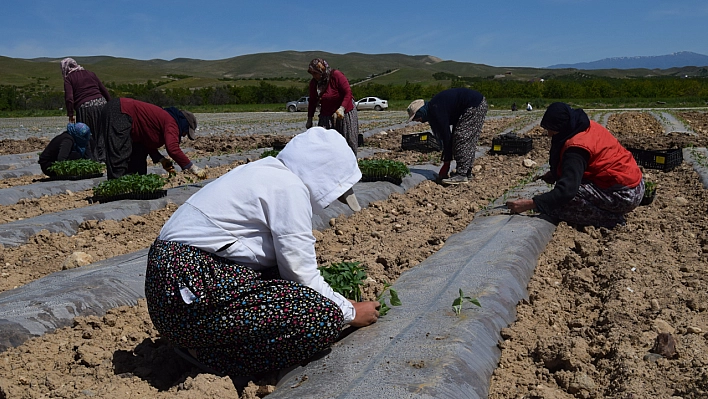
[547,179,645,228]
[76,97,108,161]
[318,104,359,155]
[145,239,344,376]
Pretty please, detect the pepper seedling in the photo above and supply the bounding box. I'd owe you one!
[319,261,367,302]
[48,159,104,177]
[376,281,401,316]
[452,289,481,315]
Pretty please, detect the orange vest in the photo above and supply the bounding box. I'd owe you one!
[559,121,642,189]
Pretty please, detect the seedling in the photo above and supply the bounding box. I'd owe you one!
[452,289,481,315]
[260,149,280,158]
[376,281,401,317]
[48,159,104,177]
[644,181,657,196]
[93,173,167,197]
[319,261,367,302]
[358,159,410,183]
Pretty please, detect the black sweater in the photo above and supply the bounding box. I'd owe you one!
[533,148,589,214]
[38,132,84,174]
[427,88,484,162]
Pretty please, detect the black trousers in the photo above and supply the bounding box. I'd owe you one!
[98,99,151,179]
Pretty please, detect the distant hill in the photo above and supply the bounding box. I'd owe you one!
[547,51,708,70]
[1,51,707,91]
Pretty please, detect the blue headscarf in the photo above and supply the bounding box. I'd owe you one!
[163,107,190,139]
[67,123,91,157]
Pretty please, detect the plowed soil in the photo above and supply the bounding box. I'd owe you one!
[1,110,708,399]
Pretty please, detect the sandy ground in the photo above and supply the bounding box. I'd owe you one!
[0,110,707,398]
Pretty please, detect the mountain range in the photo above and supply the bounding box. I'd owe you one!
[547,51,708,70]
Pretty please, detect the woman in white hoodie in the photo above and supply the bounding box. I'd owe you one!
[145,127,380,378]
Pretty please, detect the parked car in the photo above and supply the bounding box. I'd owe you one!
[355,97,388,111]
[286,96,309,112]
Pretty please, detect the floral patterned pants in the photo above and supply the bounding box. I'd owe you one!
[547,180,645,228]
[452,98,488,176]
[145,239,344,376]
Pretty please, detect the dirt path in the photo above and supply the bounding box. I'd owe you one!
[0,111,707,398]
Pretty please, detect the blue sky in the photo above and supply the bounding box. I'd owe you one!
[2,0,707,68]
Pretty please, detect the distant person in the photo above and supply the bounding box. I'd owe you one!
[526,102,533,111]
[306,58,360,154]
[511,102,517,112]
[60,57,111,161]
[96,98,205,180]
[38,123,92,177]
[145,127,378,378]
[407,87,488,185]
[506,102,644,228]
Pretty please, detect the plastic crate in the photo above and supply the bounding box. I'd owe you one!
[401,132,441,152]
[628,148,683,171]
[490,136,533,155]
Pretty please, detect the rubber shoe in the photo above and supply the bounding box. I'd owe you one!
[441,174,469,185]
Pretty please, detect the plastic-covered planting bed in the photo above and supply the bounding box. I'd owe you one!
[0,165,439,351]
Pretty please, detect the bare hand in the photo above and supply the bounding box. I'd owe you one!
[350,301,380,327]
[506,198,535,214]
[69,116,76,123]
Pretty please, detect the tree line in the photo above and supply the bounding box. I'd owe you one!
[1,75,707,112]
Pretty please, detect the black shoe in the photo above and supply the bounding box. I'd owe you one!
[174,347,226,377]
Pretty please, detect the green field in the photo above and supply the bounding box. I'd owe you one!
[3,51,707,92]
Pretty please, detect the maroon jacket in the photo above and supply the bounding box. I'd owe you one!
[308,70,354,118]
[119,98,192,169]
[64,70,111,118]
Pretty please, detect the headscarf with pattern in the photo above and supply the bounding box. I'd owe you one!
[308,58,332,96]
[67,123,91,157]
[60,58,84,78]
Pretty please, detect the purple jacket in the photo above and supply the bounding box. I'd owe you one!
[64,70,111,118]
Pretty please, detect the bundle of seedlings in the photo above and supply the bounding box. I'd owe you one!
[641,181,657,205]
[92,173,167,202]
[47,159,105,180]
[358,159,410,185]
[319,261,400,316]
[260,149,280,158]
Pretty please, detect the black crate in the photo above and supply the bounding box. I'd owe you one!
[401,132,441,152]
[628,148,683,171]
[490,136,533,155]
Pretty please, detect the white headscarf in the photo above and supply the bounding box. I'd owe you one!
[60,58,84,78]
[277,127,361,211]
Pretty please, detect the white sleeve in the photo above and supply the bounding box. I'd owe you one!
[268,186,356,324]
